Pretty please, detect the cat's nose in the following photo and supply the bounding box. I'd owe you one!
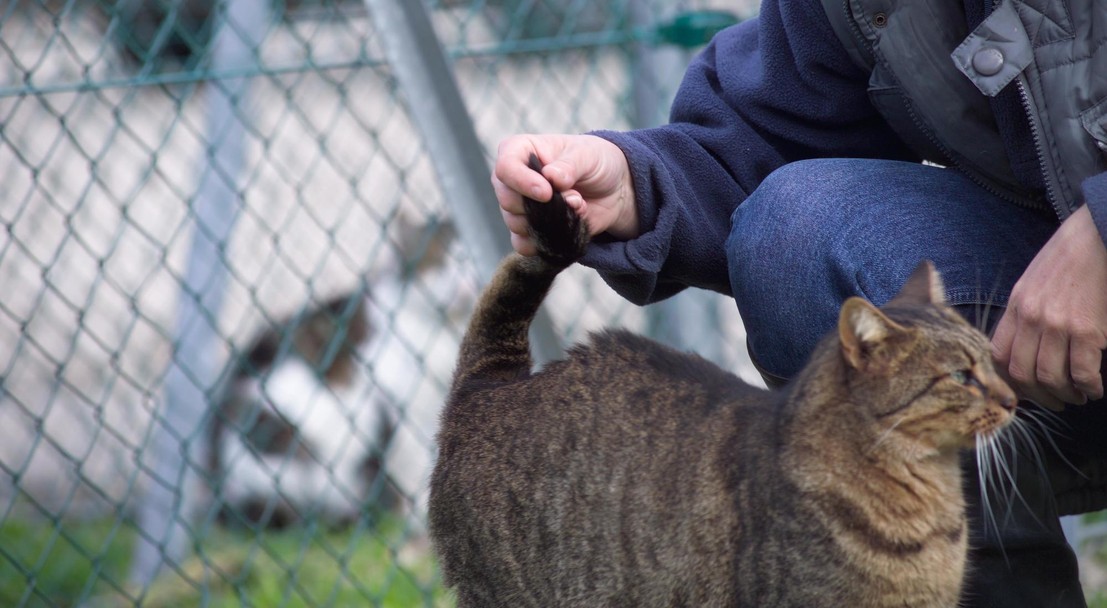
[994,383,1016,411]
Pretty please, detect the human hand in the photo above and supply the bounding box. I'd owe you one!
[991,204,1107,410]
[492,134,637,256]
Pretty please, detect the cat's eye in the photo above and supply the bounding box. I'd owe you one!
[949,369,974,385]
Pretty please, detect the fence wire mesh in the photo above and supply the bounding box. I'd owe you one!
[0,0,761,605]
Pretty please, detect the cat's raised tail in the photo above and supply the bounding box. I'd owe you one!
[450,155,590,392]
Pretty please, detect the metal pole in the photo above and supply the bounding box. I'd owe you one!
[362,0,563,364]
[129,0,269,588]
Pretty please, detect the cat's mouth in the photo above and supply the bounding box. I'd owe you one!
[965,401,1015,447]
[962,370,1017,445]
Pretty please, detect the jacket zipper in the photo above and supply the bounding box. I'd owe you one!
[1014,75,1069,221]
[898,81,1050,213]
[839,0,1050,214]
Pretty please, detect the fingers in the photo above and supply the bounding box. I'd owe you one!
[991,306,1016,369]
[494,177,525,221]
[510,232,537,257]
[493,135,557,209]
[1006,317,1038,390]
[494,134,600,255]
[993,303,1102,408]
[1071,332,1106,400]
[499,198,539,256]
[1035,326,1087,404]
[492,136,563,256]
[540,157,584,192]
[989,205,1107,409]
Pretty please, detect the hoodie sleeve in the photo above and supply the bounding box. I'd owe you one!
[1084,172,1107,251]
[579,0,918,304]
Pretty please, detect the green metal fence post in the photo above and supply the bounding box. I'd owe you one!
[361,0,564,365]
[128,0,270,589]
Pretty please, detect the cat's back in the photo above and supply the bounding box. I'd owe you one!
[433,328,779,607]
[443,327,770,442]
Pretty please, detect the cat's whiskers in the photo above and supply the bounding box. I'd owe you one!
[971,268,1005,339]
[981,429,1017,517]
[1018,406,1076,450]
[1009,416,1049,474]
[1005,406,1086,483]
[975,409,1082,544]
[975,432,1007,559]
[1008,418,1061,532]
[990,422,1043,530]
[1016,406,1089,489]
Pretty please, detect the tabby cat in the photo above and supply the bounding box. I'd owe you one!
[429,156,1016,607]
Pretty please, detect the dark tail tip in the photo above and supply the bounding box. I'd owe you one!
[524,154,590,267]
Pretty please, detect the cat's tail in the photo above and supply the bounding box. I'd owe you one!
[450,154,589,392]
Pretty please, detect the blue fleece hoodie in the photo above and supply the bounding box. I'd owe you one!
[581,0,1107,305]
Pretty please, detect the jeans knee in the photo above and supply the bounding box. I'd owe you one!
[724,158,1055,380]
[728,160,863,270]
[725,160,877,378]
[727,160,867,296]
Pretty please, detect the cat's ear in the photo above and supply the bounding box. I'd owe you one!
[838,297,907,370]
[888,260,946,307]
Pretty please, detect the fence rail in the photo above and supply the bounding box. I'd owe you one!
[0,0,758,605]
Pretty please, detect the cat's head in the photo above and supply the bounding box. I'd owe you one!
[836,261,1015,454]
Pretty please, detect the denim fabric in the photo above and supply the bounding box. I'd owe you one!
[725,158,1104,607]
[726,158,1059,379]
[726,158,1107,450]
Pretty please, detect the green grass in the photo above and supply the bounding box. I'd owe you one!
[0,513,449,607]
[1088,537,1107,608]
[11,506,1107,607]
[0,514,135,606]
[1077,510,1107,608]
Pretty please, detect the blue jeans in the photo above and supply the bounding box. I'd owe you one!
[726,158,1104,607]
[727,158,1058,378]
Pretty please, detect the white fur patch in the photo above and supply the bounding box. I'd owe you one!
[850,306,887,343]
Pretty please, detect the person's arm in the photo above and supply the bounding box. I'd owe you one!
[495,0,917,304]
[584,0,920,303]
[992,174,1107,409]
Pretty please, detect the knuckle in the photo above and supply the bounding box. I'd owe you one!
[1013,301,1044,325]
[498,190,522,213]
[1071,324,1107,346]
[1034,369,1063,389]
[503,213,528,235]
[1071,368,1101,387]
[990,343,1009,365]
[1007,362,1033,384]
[1041,312,1069,332]
[498,134,523,152]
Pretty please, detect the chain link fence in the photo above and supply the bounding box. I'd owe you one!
[0,0,760,605]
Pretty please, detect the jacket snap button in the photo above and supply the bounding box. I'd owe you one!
[972,48,1004,76]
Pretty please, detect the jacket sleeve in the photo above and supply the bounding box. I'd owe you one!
[579,0,917,304]
[1084,172,1107,250]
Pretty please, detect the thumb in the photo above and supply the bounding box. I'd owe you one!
[539,157,578,192]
